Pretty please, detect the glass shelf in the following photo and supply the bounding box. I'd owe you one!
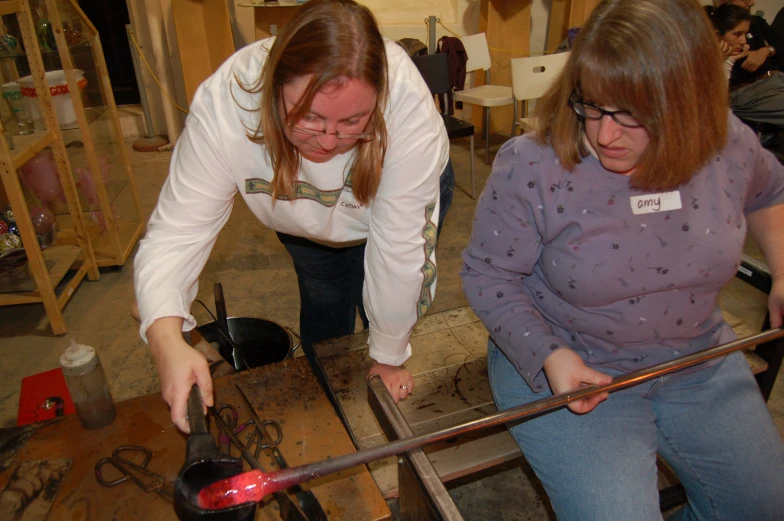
[0,37,92,61]
[0,244,80,299]
[9,128,54,169]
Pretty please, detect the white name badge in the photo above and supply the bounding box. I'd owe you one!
[630,191,682,215]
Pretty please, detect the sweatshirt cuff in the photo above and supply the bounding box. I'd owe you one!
[138,287,198,343]
[368,328,412,366]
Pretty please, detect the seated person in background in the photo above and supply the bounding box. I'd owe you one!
[461,0,784,519]
[717,0,780,78]
[707,4,752,80]
[709,2,784,147]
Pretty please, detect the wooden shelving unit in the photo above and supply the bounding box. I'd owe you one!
[2,0,144,269]
[0,0,98,334]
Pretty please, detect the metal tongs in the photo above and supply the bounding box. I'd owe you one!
[95,445,174,503]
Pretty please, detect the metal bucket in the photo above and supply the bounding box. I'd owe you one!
[196,317,299,371]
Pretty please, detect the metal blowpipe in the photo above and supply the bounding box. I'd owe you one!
[197,328,784,510]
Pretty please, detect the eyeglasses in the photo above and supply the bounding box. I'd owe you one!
[569,93,643,128]
[289,124,375,141]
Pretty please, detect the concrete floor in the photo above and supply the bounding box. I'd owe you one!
[0,132,781,520]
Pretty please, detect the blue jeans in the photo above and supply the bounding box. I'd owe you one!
[730,73,784,128]
[277,232,368,361]
[488,339,784,521]
[438,159,454,236]
[278,159,455,358]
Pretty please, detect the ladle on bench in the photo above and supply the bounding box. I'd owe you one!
[173,386,256,521]
[195,328,784,510]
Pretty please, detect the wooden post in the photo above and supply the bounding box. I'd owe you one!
[546,0,573,52]
[474,0,531,137]
[171,0,235,105]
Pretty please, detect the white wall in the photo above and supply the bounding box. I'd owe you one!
[229,0,484,48]
[753,0,781,22]
[373,0,481,42]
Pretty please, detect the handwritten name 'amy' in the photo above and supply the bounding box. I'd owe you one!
[629,191,682,215]
[638,197,661,211]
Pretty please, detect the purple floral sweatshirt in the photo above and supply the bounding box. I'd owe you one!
[460,114,784,392]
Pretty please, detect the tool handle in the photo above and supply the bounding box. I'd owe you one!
[214,283,228,330]
[258,420,283,449]
[95,457,129,487]
[209,406,263,471]
[187,385,209,435]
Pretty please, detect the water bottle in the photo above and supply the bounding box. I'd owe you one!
[60,340,116,429]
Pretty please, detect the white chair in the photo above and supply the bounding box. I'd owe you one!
[453,33,514,165]
[510,52,570,136]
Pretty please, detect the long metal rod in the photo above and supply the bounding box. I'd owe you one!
[262,328,784,491]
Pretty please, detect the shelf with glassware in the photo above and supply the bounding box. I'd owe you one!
[0,0,98,335]
[0,0,143,268]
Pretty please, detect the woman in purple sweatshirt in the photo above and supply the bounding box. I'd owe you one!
[460,0,784,519]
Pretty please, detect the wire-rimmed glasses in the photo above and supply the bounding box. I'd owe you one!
[288,123,374,141]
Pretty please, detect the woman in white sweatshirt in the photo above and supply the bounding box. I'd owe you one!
[134,0,450,432]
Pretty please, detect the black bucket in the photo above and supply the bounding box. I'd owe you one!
[196,317,298,371]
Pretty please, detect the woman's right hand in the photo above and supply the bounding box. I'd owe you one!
[543,347,612,414]
[147,317,214,432]
[719,40,733,57]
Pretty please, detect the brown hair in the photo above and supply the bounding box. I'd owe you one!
[238,0,388,204]
[533,0,728,191]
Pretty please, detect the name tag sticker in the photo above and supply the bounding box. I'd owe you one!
[630,191,682,215]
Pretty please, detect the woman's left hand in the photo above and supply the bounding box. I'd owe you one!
[367,362,414,402]
[767,279,784,329]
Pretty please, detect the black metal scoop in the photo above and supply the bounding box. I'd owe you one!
[173,386,256,521]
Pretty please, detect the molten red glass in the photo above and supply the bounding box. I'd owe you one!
[197,470,267,510]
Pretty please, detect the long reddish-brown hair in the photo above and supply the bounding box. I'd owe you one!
[533,0,728,191]
[238,0,389,204]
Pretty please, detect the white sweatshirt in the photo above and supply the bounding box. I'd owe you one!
[134,38,450,366]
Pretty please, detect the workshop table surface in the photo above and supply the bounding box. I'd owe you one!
[0,356,391,521]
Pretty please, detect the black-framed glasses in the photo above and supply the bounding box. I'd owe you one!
[569,93,643,128]
[289,124,375,141]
